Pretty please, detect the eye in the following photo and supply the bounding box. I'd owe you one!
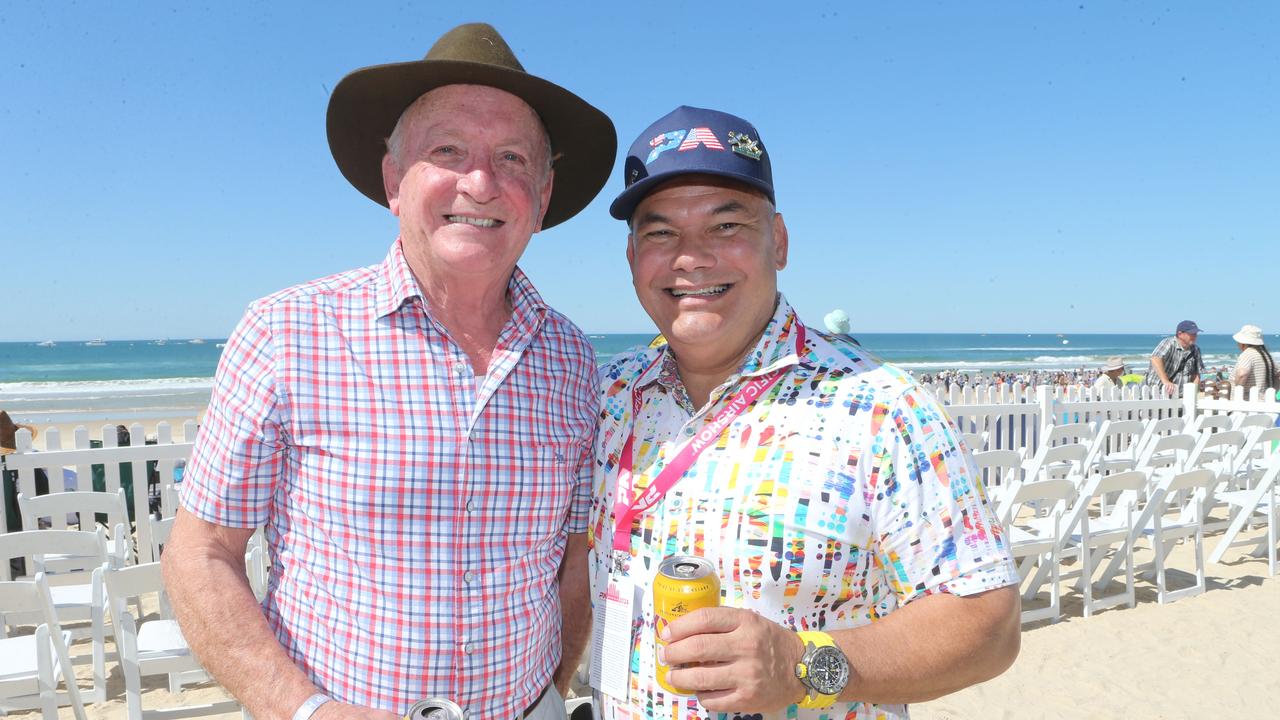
[431,145,459,157]
[500,151,525,163]
[713,222,741,233]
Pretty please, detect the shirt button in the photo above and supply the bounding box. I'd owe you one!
[463,570,476,584]
[465,499,476,513]
[453,362,468,376]
[461,642,473,655]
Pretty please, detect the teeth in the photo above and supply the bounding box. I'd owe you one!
[670,285,729,298]
[446,215,500,227]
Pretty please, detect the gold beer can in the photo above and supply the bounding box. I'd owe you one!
[653,555,720,695]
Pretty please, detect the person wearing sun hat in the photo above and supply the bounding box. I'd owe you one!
[1231,324,1278,393]
[588,106,1019,719]
[1093,356,1128,392]
[163,23,615,720]
[2,411,50,544]
[1144,320,1205,395]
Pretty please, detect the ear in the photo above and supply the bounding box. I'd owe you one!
[381,153,402,216]
[625,232,635,267]
[772,212,789,270]
[532,168,556,232]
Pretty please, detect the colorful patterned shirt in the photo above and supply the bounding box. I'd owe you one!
[180,239,596,717]
[588,296,1017,720]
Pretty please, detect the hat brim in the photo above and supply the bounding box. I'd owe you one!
[609,168,775,222]
[1233,332,1263,345]
[1,422,38,453]
[327,60,616,230]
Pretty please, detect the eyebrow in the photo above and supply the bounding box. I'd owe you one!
[633,200,752,229]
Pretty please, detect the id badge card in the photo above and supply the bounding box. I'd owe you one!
[590,550,638,701]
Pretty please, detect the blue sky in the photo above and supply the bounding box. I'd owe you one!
[2,2,1276,341]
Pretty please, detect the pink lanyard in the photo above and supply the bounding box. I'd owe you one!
[610,324,805,553]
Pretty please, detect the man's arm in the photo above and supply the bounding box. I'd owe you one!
[554,531,591,695]
[162,509,395,720]
[1150,355,1177,394]
[662,585,1020,713]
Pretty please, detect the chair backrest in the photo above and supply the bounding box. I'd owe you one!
[998,478,1076,529]
[1045,422,1095,447]
[0,528,109,582]
[1188,429,1248,471]
[1234,413,1277,432]
[102,560,173,621]
[1026,442,1089,482]
[1135,416,1186,457]
[18,488,129,535]
[1158,468,1219,524]
[1192,414,1234,434]
[959,431,986,452]
[1136,433,1198,472]
[0,572,87,719]
[1084,419,1146,470]
[972,449,1021,489]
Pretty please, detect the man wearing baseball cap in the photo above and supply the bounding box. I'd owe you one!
[163,23,615,720]
[587,106,1020,719]
[1145,320,1205,395]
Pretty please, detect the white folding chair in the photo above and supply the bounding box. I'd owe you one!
[996,478,1075,624]
[17,489,133,569]
[1133,416,1186,461]
[1022,442,1089,484]
[0,529,111,707]
[1103,468,1217,604]
[1084,419,1146,477]
[971,449,1021,503]
[1069,471,1149,617]
[101,561,243,720]
[1135,433,1197,477]
[1209,460,1280,576]
[0,573,88,720]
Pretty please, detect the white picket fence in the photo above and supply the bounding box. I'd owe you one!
[2,421,198,563]
[922,382,1279,455]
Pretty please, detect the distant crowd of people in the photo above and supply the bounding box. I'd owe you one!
[916,320,1278,399]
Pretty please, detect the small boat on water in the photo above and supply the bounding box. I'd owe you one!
[188,338,206,345]
[85,338,107,347]
[154,339,168,346]
[36,340,56,347]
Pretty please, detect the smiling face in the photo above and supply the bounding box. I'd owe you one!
[381,84,554,288]
[626,175,788,375]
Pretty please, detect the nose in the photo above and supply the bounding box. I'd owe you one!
[456,156,499,204]
[670,234,716,273]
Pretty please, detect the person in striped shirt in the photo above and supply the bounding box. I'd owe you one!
[161,23,616,720]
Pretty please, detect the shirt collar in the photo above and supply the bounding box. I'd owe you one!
[373,238,549,334]
[640,293,806,395]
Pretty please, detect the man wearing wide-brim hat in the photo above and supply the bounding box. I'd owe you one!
[163,23,615,720]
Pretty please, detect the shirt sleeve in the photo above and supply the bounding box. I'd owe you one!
[180,306,289,528]
[869,387,1019,604]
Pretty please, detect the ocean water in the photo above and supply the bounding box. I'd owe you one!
[0,333,1255,425]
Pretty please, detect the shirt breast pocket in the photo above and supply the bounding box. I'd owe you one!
[498,441,578,558]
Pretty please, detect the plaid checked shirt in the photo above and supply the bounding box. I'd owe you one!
[180,239,596,717]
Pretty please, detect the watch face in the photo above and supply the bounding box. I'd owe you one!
[807,646,850,696]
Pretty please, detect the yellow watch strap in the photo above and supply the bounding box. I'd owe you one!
[795,631,839,708]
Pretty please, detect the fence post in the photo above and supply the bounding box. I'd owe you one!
[1037,384,1054,437]
[1182,382,1198,422]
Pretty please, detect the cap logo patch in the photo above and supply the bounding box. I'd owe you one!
[728,131,762,161]
[646,127,726,164]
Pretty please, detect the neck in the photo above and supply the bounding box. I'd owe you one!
[410,263,514,374]
[672,328,769,410]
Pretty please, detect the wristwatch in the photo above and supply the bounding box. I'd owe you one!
[794,630,850,708]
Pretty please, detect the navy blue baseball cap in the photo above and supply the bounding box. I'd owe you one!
[609,105,774,221]
[1177,320,1202,334]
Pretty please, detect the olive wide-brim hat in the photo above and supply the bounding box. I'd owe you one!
[326,22,617,230]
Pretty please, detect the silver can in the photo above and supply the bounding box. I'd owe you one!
[405,698,465,720]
